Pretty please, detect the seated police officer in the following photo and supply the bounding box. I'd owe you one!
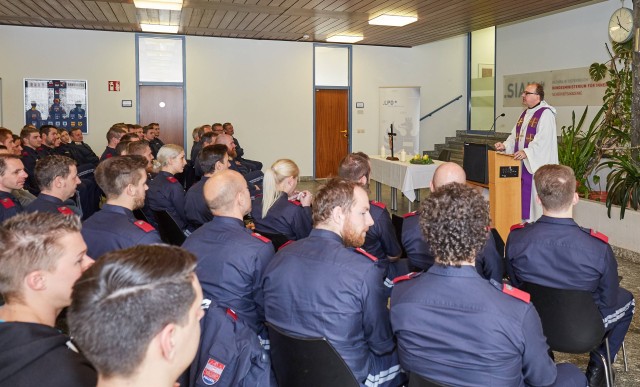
[262,178,405,387]
[81,155,161,259]
[25,155,81,216]
[215,134,263,197]
[391,183,586,386]
[184,144,230,230]
[0,212,96,387]
[0,154,27,222]
[183,170,275,336]
[506,164,635,387]
[68,245,203,387]
[402,162,504,282]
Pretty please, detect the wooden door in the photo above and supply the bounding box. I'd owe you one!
[139,85,184,148]
[315,89,348,178]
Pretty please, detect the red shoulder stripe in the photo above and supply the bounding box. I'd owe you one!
[226,308,238,321]
[166,176,178,183]
[510,223,526,231]
[371,200,386,209]
[403,211,417,218]
[134,220,155,233]
[57,206,74,215]
[288,200,302,206]
[1,198,16,209]
[393,272,420,284]
[251,233,271,243]
[502,284,530,303]
[278,240,293,251]
[590,229,609,243]
[355,247,378,262]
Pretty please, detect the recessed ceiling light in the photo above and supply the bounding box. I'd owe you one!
[326,35,363,43]
[369,14,417,27]
[140,24,180,34]
[134,0,183,11]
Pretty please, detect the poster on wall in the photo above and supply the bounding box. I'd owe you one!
[24,79,88,133]
[379,87,420,157]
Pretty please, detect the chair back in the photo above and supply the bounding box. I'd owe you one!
[521,282,604,353]
[133,209,151,223]
[391,214,408,258]
[409,372,450,387]
[153,210,186,246]
[267,323,360,387]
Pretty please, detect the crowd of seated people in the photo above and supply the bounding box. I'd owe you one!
[0,118,634,387]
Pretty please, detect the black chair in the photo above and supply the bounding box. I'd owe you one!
[409,373,450,387]
[153,210,186,246]
[132,209,151,223]
[253,230,290,250]
[520,282,614,387]
[391,214,408,258]
[266,322,360,387]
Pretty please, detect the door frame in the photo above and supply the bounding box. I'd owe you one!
[135,34,187,147]
[312,43,352,178]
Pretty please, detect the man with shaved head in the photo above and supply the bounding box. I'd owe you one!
[182,170,275,336]
[401,162,504,282]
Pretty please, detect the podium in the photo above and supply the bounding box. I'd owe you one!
[488,151,521,241]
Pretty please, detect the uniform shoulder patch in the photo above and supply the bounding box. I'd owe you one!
[278,240,293,251]
[288,199,302,206]
[226,308,238,321]
[57,206,74,215]
[510,222,527,232]
[105,153,113,159]
[403,211,417,218]
[392,271,421,284]
[22,151,29,157]
[202,357,226,386]
[133,220,155,233]
[371,200,386,209]
[589,229,609,244]
[502,283,530,303]
[166,176,178,183]
[1,198,16,209]
[251,232,271,243]
[355,247,378,262]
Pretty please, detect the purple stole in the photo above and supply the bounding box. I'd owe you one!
[514,107,549,219]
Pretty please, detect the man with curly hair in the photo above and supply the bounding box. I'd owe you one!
[390,183,585,386]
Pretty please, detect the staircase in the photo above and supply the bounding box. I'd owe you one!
[426,130,510,165]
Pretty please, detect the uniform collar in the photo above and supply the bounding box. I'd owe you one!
[535,215,578,227]
[211,215,246,229]
[37,193,64,204]
[101,204,135,219]
[309,228,343,244]
[158,171,174,178]
[0,190,16,199]
[428,264,480,278]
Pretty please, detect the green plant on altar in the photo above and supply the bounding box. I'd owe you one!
[410,154,434,165]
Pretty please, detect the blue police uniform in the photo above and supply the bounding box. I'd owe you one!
[390,266,586,387]
[81,204,162,259]
[25,193,80,217]
[26,107,42,126]
[262,229,405,387]
[99,147,116,161]
[506,216,635,366]
[55,143,75,160]
[250,194,312,241]
[48,103,66,120]
[182,216,275,334]
[37,145,57,157]
[0,191,24,222]
[21,146,41,195]
[401,211,504,282]
[363,201,402,260]
[182,299,276,387]
[149,138,164,158]
[68,106,85,120]
[68,142,99,168]
[146,171,189,231]
[229,161,263,198]
[184,176,212,230]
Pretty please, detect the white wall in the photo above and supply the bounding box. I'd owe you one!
[352,36,467,156]
[0,25,138,153]
[495,0,619,133]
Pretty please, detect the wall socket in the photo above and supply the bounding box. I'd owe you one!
[356,129,365,133]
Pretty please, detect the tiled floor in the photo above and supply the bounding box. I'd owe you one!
[299,179,639,386]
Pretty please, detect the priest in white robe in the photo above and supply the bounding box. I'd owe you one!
[495,83,558,222]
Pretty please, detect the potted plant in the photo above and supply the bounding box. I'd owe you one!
[602,152,640,219]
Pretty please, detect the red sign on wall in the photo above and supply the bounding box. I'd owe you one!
[108,81,120,92]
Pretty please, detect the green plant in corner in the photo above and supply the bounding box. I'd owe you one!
[603,153,640,218]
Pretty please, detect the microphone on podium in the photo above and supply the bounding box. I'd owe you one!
[489,113,505,132]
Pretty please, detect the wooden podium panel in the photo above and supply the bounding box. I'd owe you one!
[488,151,521,241]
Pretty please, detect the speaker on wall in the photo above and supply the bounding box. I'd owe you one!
[463,142,489,184]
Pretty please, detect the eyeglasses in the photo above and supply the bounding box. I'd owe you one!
[522,91,539,96]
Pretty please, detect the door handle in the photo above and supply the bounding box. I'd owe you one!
[340,130,347,133]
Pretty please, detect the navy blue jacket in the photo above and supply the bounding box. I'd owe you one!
[185,176,212,230]
[184,300,275,387]
[68,142,99,168]
[250,194,312,240]
[81,204,162,259]
[391,265,558,386]
[146,171,189,231]
[21,146,41,195]
[262,229,397,384]
[362,201,402,260]
[402,211,504,282]
[0,191,24,223]
[25,193,80,216]
[182,216,275,334]
[99,147,117,161]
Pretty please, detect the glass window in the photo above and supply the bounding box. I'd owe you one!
[314,46,349,87]
[469,26,495,131]
[138,37,184,83]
